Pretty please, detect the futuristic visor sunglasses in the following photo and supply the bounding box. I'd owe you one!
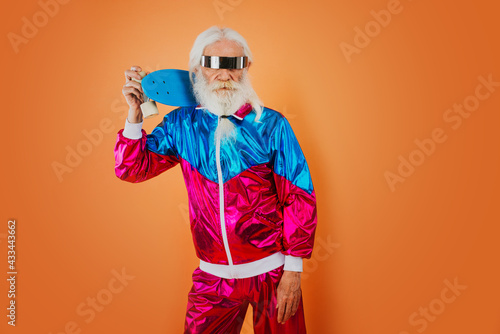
[201,56,249,69]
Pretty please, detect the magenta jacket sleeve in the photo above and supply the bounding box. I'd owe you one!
[114,116,179,183]
[272,116,318,260]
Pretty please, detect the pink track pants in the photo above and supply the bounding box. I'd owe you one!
[184,264,307,333]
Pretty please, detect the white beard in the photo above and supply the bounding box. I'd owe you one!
[192,69,254,143]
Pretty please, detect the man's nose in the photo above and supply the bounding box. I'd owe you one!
[217,69,231,80]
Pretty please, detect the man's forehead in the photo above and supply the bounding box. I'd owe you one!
[203,39,244,57]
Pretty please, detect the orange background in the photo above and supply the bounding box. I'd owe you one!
[2,0,500,333]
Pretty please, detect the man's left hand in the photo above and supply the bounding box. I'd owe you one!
[276,270,301,324]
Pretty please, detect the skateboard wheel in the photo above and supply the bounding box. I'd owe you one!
[141,100,159,119]
[132,71,147,83]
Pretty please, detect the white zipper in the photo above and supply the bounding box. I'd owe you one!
[215,116,235,277]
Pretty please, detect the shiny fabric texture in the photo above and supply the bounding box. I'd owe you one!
[184,264,306,334]
[182,159,284,264]
[114,104,317,265]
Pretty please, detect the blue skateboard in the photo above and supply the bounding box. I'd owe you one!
[141,69,198,107]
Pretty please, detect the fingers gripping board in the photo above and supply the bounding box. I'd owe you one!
[141,69,198,107]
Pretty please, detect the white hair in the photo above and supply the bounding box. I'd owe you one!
[188,26,263,122]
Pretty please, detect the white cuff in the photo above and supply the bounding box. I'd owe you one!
[283,255,303,272]
[122,118,144,139]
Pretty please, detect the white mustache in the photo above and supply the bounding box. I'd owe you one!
[211,80,239,91]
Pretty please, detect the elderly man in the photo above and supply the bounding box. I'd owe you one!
[115,26,317,333]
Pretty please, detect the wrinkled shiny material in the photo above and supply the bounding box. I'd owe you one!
[184,265,306,334]
[114,104,317,268]
[115,103,316,332]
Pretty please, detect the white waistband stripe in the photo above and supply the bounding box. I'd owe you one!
[199,252,285,279]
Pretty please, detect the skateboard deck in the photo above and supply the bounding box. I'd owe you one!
[141,69,198,107]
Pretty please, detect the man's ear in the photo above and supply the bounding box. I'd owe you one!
[247,61,252,70]
[190,66,200,84]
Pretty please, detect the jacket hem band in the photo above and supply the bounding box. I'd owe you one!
[199,252,285,279]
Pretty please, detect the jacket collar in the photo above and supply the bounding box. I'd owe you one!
[232,103,253,120]
[195,103,253,120]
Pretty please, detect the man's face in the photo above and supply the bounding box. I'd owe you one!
[199,39,249,95]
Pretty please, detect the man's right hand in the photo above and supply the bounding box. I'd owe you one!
[123,66,147,123]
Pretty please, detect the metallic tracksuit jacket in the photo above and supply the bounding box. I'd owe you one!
[114,103,317,279]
